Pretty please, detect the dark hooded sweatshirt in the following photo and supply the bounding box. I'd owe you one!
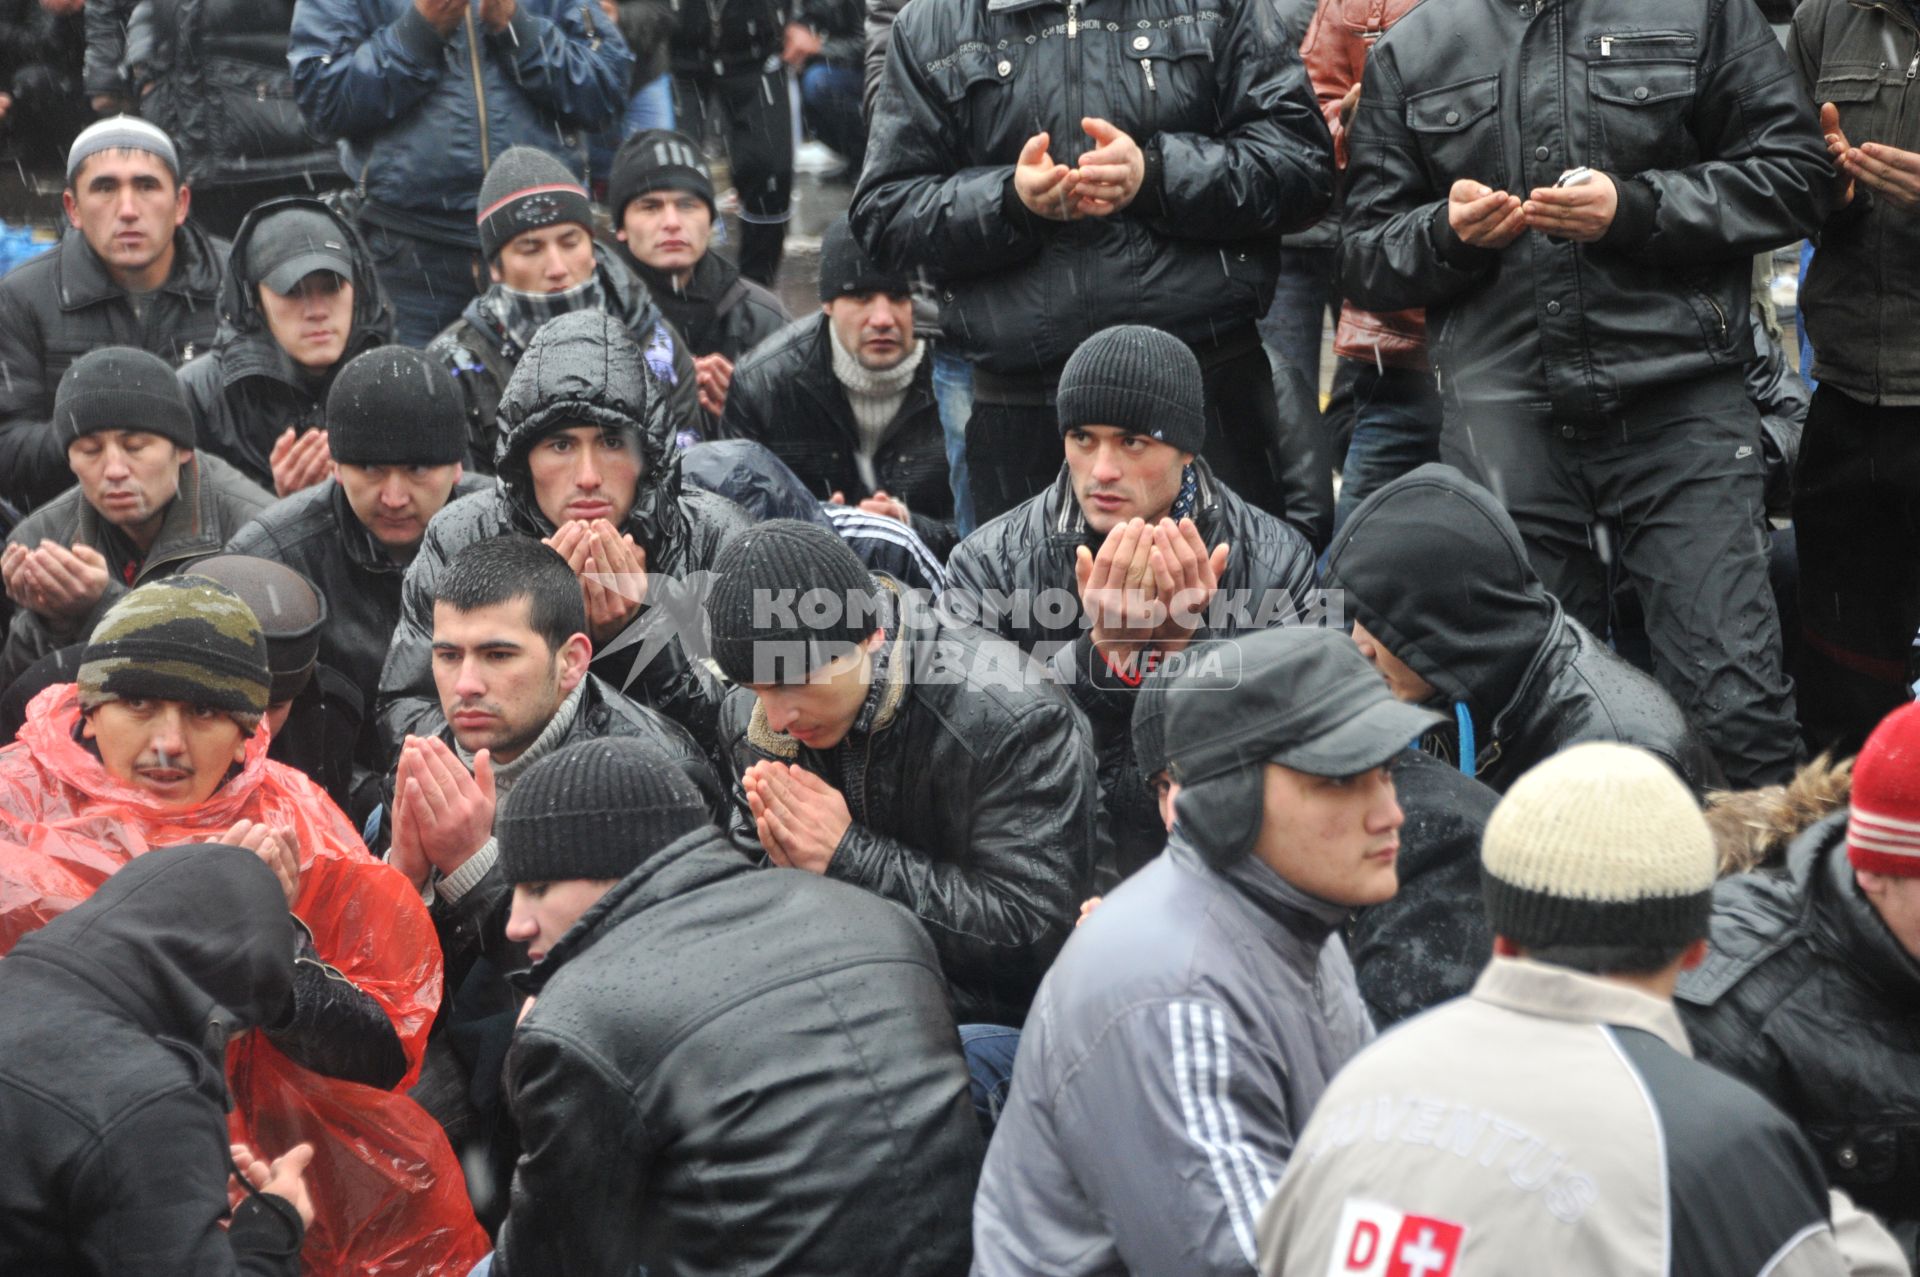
[1324,463,1720,795]
[0,844,304,1274]
[178,197,393,493]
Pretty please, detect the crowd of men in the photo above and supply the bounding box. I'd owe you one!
[1,0,1920,1271]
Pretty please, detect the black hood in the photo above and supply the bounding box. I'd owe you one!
[7,843,295,1046]
[1324,463,1555,725]
[680,439,834,528]
[213,196,393,388]
[493,307,686,552]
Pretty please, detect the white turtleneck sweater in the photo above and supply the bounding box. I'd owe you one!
[828,322,925,491]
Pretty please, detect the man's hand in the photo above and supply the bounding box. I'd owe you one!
[744,761,851,873]
[1014,131,1080,221]
[231,1143,316,1231]
[1447,179,1526,249]
[1336,82,1362,130]
[1144,518,1228,654]
[1075,518,1162,668]
[1076,895,1102,927]
[90,92,130,115]
[782,21,823,67]
[269,428,332,498]
[1821,103,1858,208]
[694,352,734,418]
[1523,172,1618,243]
[1840,137,1920,211]
[17,542,109,621]
[221,818,302,907]
[414,0,466,36]
[0,94,12,124]
[1071,118,1145,217]
[857,489,910,524]
[1,543,29,606]
[479,0,517,32]
[395,735,496,878]
[545,519,649,643]
[597,0,618,22]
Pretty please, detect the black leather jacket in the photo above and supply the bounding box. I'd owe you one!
[1337,0,1832,417]
[497,826,983,1275]
[851,0,1333,374]
[719,314,956,557]
[722,582,1098,1026]
[1679,813,1920,1266]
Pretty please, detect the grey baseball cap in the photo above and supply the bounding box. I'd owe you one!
[1165,627,1444,862]
[246,206,353,296]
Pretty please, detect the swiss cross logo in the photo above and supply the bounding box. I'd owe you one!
[1325,1199,1466,1277]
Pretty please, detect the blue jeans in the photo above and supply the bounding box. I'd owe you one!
[1257,245,1335,391]
[799,61,865,170]
[1333,358,1443,532]
[361,221,484,348]
[933,349,977,537]
[1797,239,1816,391]
[959,1023,1019,1136]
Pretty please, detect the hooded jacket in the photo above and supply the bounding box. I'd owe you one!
[0,684,491,1275]
[379,309,752,766]
[0,843,305,1274]
[722,580,1096,1027]
[429,242,699,473]
[0,220,226,512]
[1324,464,1719,795]
[945,461,1318,884]
[1678,812,1920,1265]
[1,451,272,690]
[496,825,982,1274]
[179,199,393,492]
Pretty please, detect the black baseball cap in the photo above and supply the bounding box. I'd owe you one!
[246,206,353,296]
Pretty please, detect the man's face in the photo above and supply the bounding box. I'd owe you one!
[82,698,249,808]
[333,461,463,556]
[491,222,596,294]
[63,149,187,278]
[68,431,185,535]
[1250,762,1405,908]
[746,636,879,752]
[526,426,642,527]
[824,292,914,371]
[1351,620,1438,705]
[257,272,354,371]
[1065,425,1190,535]
[431,598,580,761]
[1858,869,1920,963]
[619,191,713,278]
[505,878,618,964]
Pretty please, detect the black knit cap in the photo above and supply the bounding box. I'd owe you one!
[705,519,881,686]
[186,556,327,706]
[817,216,908,303]
[496,737,711,884]
[326,347,468,466]
[610,129,716,221]
[1056,325,1205,456]
[55,347,194,451]
[476,146,594,262]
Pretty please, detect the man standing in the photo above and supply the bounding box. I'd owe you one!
[1258,744,1868,1277]
[1336,0,1831,787]
[288,0,633,346]
[0,117,223,511]
[721,218,954,555]
[3,348,269,689]
[974,627,1439,1275]
[853,0,1333,523]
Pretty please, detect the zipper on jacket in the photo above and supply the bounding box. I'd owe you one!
[466,8,493,173]
[1600,36,1610,55]
[1139,57,1156,91]
[1704,292,1728,340]
[1909,50,1918,79]
[1068,0,1079,38]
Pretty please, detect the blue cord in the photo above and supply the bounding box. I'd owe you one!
[1454,701,1477,777]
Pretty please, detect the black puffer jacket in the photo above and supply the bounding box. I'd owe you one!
[0,845,305,1273]
[1325,464,1720,795]
[179,199,392,493]
[722,581,1096,1026]
[379,309,751,766]
[1336,0,1831,417]
[719,314,955,557]
[429,243,698,474]
[851,0,1333,374]
[0,221,225,512]
[625,246,789,366]
[944,461,1317,882]
[1678,812,1920,1266]
[496,825,981,1274]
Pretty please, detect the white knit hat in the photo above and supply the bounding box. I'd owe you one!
[1481,742,1716,949]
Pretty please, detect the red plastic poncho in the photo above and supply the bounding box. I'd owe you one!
[0,684,490,1275]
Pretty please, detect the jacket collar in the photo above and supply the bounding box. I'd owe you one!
[1164,834,1351,952]
[1486,601,1573,744]
[328,479,403,574]
[54,219,223,314]
[1472,956,1693,1054]
[74,455,222,578]
[1803,813,1920,1007]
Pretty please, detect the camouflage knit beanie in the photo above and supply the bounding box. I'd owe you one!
[77,576,272,731]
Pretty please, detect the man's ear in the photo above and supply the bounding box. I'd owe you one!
[173,182,190,228]
[861,628,886,654]
[557,632,593,692]
[1678,938,1710,972]
[1491,935,1520,958]
[489,261,504,286]
[61,188,80,230]
[79,709,98,741]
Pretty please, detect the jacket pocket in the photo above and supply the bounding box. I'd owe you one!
[1815,62,1903,154]
[1120,21,1215,135]
[1405,74,1506,192]
[1804,1124,1908,1191]
[1587,58,1698,173]
[927,43,1021,159]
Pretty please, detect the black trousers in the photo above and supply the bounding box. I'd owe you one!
[673,65,793,286]
[1792,383,1920,756]
[965,343,1298,526]
[1441,371,1800,788]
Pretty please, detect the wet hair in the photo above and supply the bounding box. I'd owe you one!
[433,536,587,653]
[1521,942,1694,978]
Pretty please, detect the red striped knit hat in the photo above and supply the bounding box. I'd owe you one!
[1847,702,1920,877]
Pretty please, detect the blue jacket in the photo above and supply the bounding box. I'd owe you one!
[289,0,632,242]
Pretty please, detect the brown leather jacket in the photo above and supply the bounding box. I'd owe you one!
[1302,0,1429,370]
